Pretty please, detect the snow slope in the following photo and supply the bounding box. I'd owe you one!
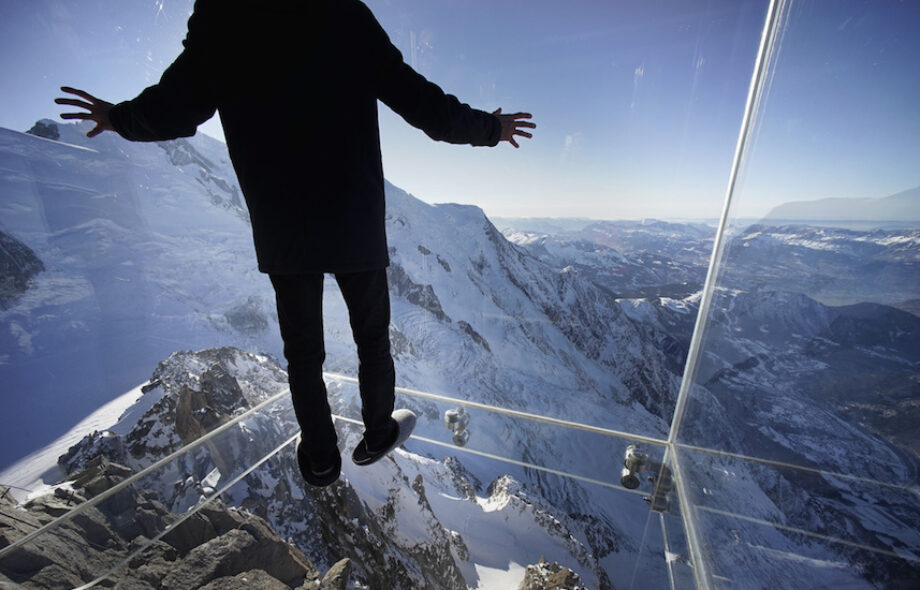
[0,121,281,468]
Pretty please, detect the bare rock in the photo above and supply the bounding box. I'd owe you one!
[161,512,218,554]
[518,557,586,590]
[0,229,44,310]
[67,455,134,498]
[160,523,315,589]
[26,120,60,140]
[225,297,269,335]
[199,568,290,590]
[318,558,352,590]
[387,263,451,323]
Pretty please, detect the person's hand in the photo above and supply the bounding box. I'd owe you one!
[55,86,114,138]
[493,108,535,148]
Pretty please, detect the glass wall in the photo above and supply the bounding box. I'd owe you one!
[1,0,918,589]
[671,0,920,587]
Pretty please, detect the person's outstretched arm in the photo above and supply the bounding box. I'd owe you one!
[360,2,534,148]
[56,8,216,142]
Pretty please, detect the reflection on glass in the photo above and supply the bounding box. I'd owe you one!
[673,0,920,588]
[0,370,680,589]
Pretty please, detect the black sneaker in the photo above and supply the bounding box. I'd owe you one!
[297,438,341,487]
[352,409,417,466]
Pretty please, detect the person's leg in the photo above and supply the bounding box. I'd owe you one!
[269,273,339,466]
[335,268,396,450]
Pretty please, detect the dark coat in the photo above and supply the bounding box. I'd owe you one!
[109,0,500,274]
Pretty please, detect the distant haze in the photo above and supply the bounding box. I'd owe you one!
[764,186,920,223]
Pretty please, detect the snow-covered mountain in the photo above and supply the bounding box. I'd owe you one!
[0,120,678,588]
[27,347,624,589]
[720,224,920,313]
[501,218,714,300]
[0,120,276,470]
[502,219,920,588]
[2,119,918,588]
[0,119,679,472]
[503,218,920,315]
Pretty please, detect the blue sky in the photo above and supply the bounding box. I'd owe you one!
[1,0,917,220]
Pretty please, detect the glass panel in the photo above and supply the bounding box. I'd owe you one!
[674,0,920,587]
[1,375,683,589]
[367,0,769,441]
[332,376,680,589]
[1,0,788,588]
[676,447,920,588]
[0,386,297,589]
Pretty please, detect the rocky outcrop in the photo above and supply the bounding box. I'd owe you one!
[488,476,616,590]
[58,348,282,480]
[458,320,491,353]
[50,348,475,589]
[0,230,44,310]
[0,458,328,589]
[157,138,247,221]
[25,120,60,141]
[518,556,586,590]
[318,558,352,590]
[225,296,270,334]
[387,262,451,322]
[199,569,291,590]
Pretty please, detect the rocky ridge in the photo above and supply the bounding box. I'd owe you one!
[0,456,356,590]
[518,556,586,590]
[0,231,44,311]
[23,347,613,589]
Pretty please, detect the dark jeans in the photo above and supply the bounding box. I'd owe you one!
[270,269,395,463]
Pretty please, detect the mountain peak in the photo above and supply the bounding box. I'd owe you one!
[25,119,60,140]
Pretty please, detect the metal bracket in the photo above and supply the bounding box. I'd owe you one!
[621,445,674,513]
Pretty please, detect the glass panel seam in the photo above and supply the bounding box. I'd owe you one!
[664,1,788,588]
[668,446,712,590]
[326,371,670,446]
[667,0,788,446]
[676,442,920,495]
[696,505,920,565]
[659,512,679,590]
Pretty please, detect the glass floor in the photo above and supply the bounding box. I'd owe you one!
[1,371,917,588]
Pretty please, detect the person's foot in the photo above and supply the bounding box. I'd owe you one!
[297,438,341,487]
[352,409,417,466]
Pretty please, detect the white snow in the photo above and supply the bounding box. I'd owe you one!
[473,562,527,590]
[0,383,147,501]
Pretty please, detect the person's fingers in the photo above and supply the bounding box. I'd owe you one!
[54,98,93,110]
[86,123,104,138]
[60,86,100,103]
[60,112,93,120]
[493,108,534,146]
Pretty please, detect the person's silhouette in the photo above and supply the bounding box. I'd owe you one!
[57,0,534,487]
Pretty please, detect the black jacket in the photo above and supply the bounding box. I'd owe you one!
[110,0,500,274]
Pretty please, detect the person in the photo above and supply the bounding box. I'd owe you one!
[56,0,535,487]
